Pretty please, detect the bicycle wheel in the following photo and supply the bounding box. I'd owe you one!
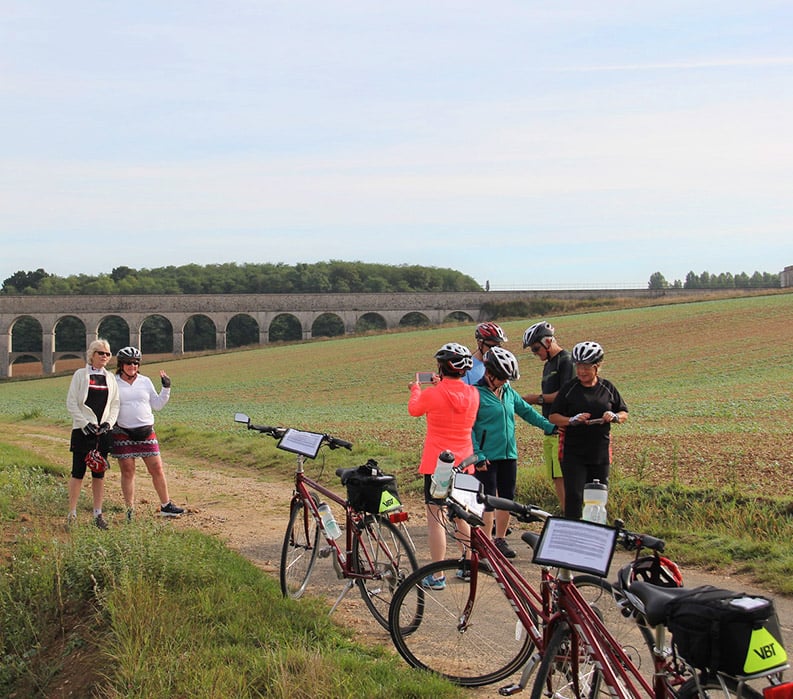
[388,559,535,687]
[574,575,654,679]
[350,514,419,629]
[677,675,762,699]
[530,621,603,699]
[280,496,320,599]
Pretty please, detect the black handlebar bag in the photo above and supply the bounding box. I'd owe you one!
[665,585,787,676]
[342,460,402,515]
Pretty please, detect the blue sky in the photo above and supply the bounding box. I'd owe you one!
[2,1,792,289]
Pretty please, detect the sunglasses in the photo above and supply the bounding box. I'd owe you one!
[530,345,544,354]
[95,351,111,357]
[122,360,140,366]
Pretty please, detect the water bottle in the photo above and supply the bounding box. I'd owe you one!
[430,450,455,498]
[317,502,342,539]
[582,479,608,524]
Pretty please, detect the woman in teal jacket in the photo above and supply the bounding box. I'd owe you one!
[472,347,556,558]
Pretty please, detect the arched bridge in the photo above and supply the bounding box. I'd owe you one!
[1,292,492,377]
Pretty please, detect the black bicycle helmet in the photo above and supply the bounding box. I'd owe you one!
[522,321,555,349]
[571,341,604,364]
[474,322,507,344]
[116,346,142,363]
[483,347,520,381]
[434,343,474,376]
[617,555,683,592]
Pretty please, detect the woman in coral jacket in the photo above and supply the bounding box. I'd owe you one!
[408,342,479,590]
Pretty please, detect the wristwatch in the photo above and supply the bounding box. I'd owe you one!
[537,395,544,405]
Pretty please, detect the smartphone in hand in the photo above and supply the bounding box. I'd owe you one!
[416,372,437,384]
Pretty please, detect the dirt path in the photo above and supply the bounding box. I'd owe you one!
[14,424,793,697]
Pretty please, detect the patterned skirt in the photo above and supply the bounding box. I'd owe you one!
[111,426,160,459]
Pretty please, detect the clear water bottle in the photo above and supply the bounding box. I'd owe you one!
[317,502,342,539]
[430,450,455,498]
[582,479,608,524]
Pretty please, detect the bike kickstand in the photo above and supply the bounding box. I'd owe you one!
[328,579,356,616]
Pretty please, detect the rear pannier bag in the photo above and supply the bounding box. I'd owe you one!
[342,459,402,515]
[665,585,787,676]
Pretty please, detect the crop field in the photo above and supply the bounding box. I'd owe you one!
[1,292,792,496]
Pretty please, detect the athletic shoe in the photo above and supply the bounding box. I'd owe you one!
[94,514,109,530]
[159,501,185,517]
[456,561,471,581]
[65,513,77,531]
[421,574,446,590]
[494,537,516,559]
[126,508,134,523]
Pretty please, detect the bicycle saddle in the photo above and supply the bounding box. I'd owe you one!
[629,581,696,626]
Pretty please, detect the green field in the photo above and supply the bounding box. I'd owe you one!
[3,292,792,491]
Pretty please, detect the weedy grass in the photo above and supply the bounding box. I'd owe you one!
[0,452,464,698]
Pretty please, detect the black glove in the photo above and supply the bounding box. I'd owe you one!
[98,422,112,435]
[82,423,99,436]
[161,375,171,388]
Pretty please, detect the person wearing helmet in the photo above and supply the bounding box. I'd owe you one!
[409,342,480,588]
[521,321,575,513]
[463,322,508,385]
[65,338,120,530]
[471,347,556,557]
[549,341,628,520]
[111,347,184,519]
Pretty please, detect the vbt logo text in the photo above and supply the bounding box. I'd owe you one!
[754,642,778,660]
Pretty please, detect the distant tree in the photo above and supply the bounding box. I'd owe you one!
[648,272,669,289]
[2,268,51,293]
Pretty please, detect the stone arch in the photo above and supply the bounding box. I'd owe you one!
[227,313,259,348]
[399,312,431,328]
[444,311,474,324]
[54,315,86,352]
[183,314,216,352]
[312,313,345,338]
[98,315,131,351]
[141,314,174,354]
[11,315,42,353]
[269,313,302,342]
[10,353,41,378]
[355,312,387,333]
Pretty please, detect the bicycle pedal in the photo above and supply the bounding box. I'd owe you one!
[318,546,333,558]
[498,684,523,696]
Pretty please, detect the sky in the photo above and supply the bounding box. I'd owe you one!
[2,1,792,290]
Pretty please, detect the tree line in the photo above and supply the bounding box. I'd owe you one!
[648,270,779,290]
[1,261,481,295]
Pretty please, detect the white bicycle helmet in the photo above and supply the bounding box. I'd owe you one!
[483,347,520,381]
[434,343,474,376]
[116,346,142,363]
[522,321,555,349]
[571,341,604,364]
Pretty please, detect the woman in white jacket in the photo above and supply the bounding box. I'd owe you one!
[65,338,120,529]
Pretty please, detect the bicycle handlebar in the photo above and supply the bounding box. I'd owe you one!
[615,525,666,553]
[235,413,353,451]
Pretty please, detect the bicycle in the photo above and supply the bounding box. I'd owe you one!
[388,469,792,699]
[235,412,419,629]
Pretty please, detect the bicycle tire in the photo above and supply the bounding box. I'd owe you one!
[574,574,655,679]
[388,559,535,687]
[530,621,603,699]
[280,495,320,599]
[677,675,763,699]
[350,514,419,629]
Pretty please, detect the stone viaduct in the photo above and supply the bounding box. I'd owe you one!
[0,287,717,378]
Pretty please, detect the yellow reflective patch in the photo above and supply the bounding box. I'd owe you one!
[743,626,788,674]
[379,491,401,513]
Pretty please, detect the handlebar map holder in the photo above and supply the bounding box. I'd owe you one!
[448,472,486,521]
[277,428,324,459]
[532,518,617,577]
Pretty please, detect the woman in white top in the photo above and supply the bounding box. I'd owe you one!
[110,346,184,519]
[65,338,120,529]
